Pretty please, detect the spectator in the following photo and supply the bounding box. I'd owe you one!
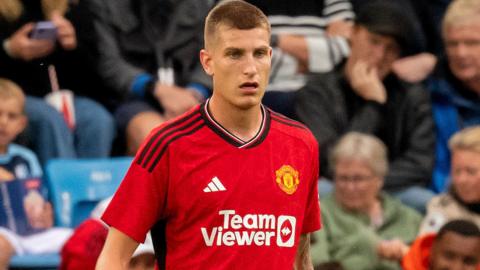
[248,0,354,117]
[85,0,213,155]
[310,132,421,270]
[402,219,480,270]
[0,78,72,269]
[295,0,435,213]
[0,0,115,165]
[428,0,480,192]
[419,126,480,235]
[350,0,438,84]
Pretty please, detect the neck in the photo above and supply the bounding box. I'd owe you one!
[367,199,383,227]
[208,97,263,141]
[451,190,480,214]
[463,79,480,96]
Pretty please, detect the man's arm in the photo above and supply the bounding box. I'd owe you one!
[294,233,313,270]
[96,227,140,270]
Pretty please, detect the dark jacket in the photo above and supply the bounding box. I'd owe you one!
[86,0,212,102]
[0,0,104,100]
[295,68,435,191]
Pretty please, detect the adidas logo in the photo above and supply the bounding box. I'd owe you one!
[203,177,226,192]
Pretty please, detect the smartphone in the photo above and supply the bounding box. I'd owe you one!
[29,21,57,40]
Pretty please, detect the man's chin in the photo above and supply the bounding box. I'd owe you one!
[234,96,263,110]
[451,67,477,81]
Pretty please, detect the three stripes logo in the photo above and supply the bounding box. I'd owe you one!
[203,177,226,193]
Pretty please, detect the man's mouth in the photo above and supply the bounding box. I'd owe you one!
[240,82,259,90]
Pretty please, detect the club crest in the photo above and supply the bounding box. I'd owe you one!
[275,165,299,195]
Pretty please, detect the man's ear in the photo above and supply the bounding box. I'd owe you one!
[200,49,214,76]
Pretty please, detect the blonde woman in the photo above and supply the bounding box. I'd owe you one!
[420,126,480,235]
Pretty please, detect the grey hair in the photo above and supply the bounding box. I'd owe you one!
[442,0,480,37]
[329,132,388,177]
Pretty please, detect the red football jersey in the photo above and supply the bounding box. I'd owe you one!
[102,100,321,269]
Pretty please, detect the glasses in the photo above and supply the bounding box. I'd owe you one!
[335,174,375,183]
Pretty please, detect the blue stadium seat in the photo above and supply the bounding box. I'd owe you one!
[9,157,133,269]
[46,157,133,228]
[9,253,60,270]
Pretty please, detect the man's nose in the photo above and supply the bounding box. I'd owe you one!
[453,43,469,57]
[243,55,258,76]
[449,259,465,270]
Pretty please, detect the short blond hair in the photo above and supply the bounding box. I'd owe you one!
[329,132,389,177]
[449,126,480,154]
[0,78,26,113]
[442,0,480,36]
[204,0,270,49]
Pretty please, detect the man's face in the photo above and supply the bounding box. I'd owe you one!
[430,232,480,270]
[200,24,272,110]
[451,149,480,203]
[0,97,26,153]
[444,20,480,89]
[348,26,401,80]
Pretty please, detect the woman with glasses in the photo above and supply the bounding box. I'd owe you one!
[310,132,421,270]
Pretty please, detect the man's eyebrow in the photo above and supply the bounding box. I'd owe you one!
[256,46,270,51]
[224,47,244,53]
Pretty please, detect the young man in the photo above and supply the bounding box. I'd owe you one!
[96,1,321,269]
[402,219,480,270]
[0,78,72,269]
[295,0,435,213]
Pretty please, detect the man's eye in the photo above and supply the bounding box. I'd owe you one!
[254,50,267,58]
[227,51,242,59]
[465,39,480,47]
[446,41,459,48]
[8,113,19,120]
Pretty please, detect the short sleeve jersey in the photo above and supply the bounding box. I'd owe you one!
[102,100,321,269]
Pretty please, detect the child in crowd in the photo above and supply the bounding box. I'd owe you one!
[0,78,72,269]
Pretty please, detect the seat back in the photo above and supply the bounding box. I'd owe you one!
[45,157,132,228]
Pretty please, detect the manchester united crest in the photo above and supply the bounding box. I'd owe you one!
[275,165,299,195]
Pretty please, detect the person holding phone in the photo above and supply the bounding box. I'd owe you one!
[0,0,115,165]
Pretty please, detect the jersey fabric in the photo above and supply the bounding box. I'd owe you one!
[102,100,321,269]
[0,144,42,179]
